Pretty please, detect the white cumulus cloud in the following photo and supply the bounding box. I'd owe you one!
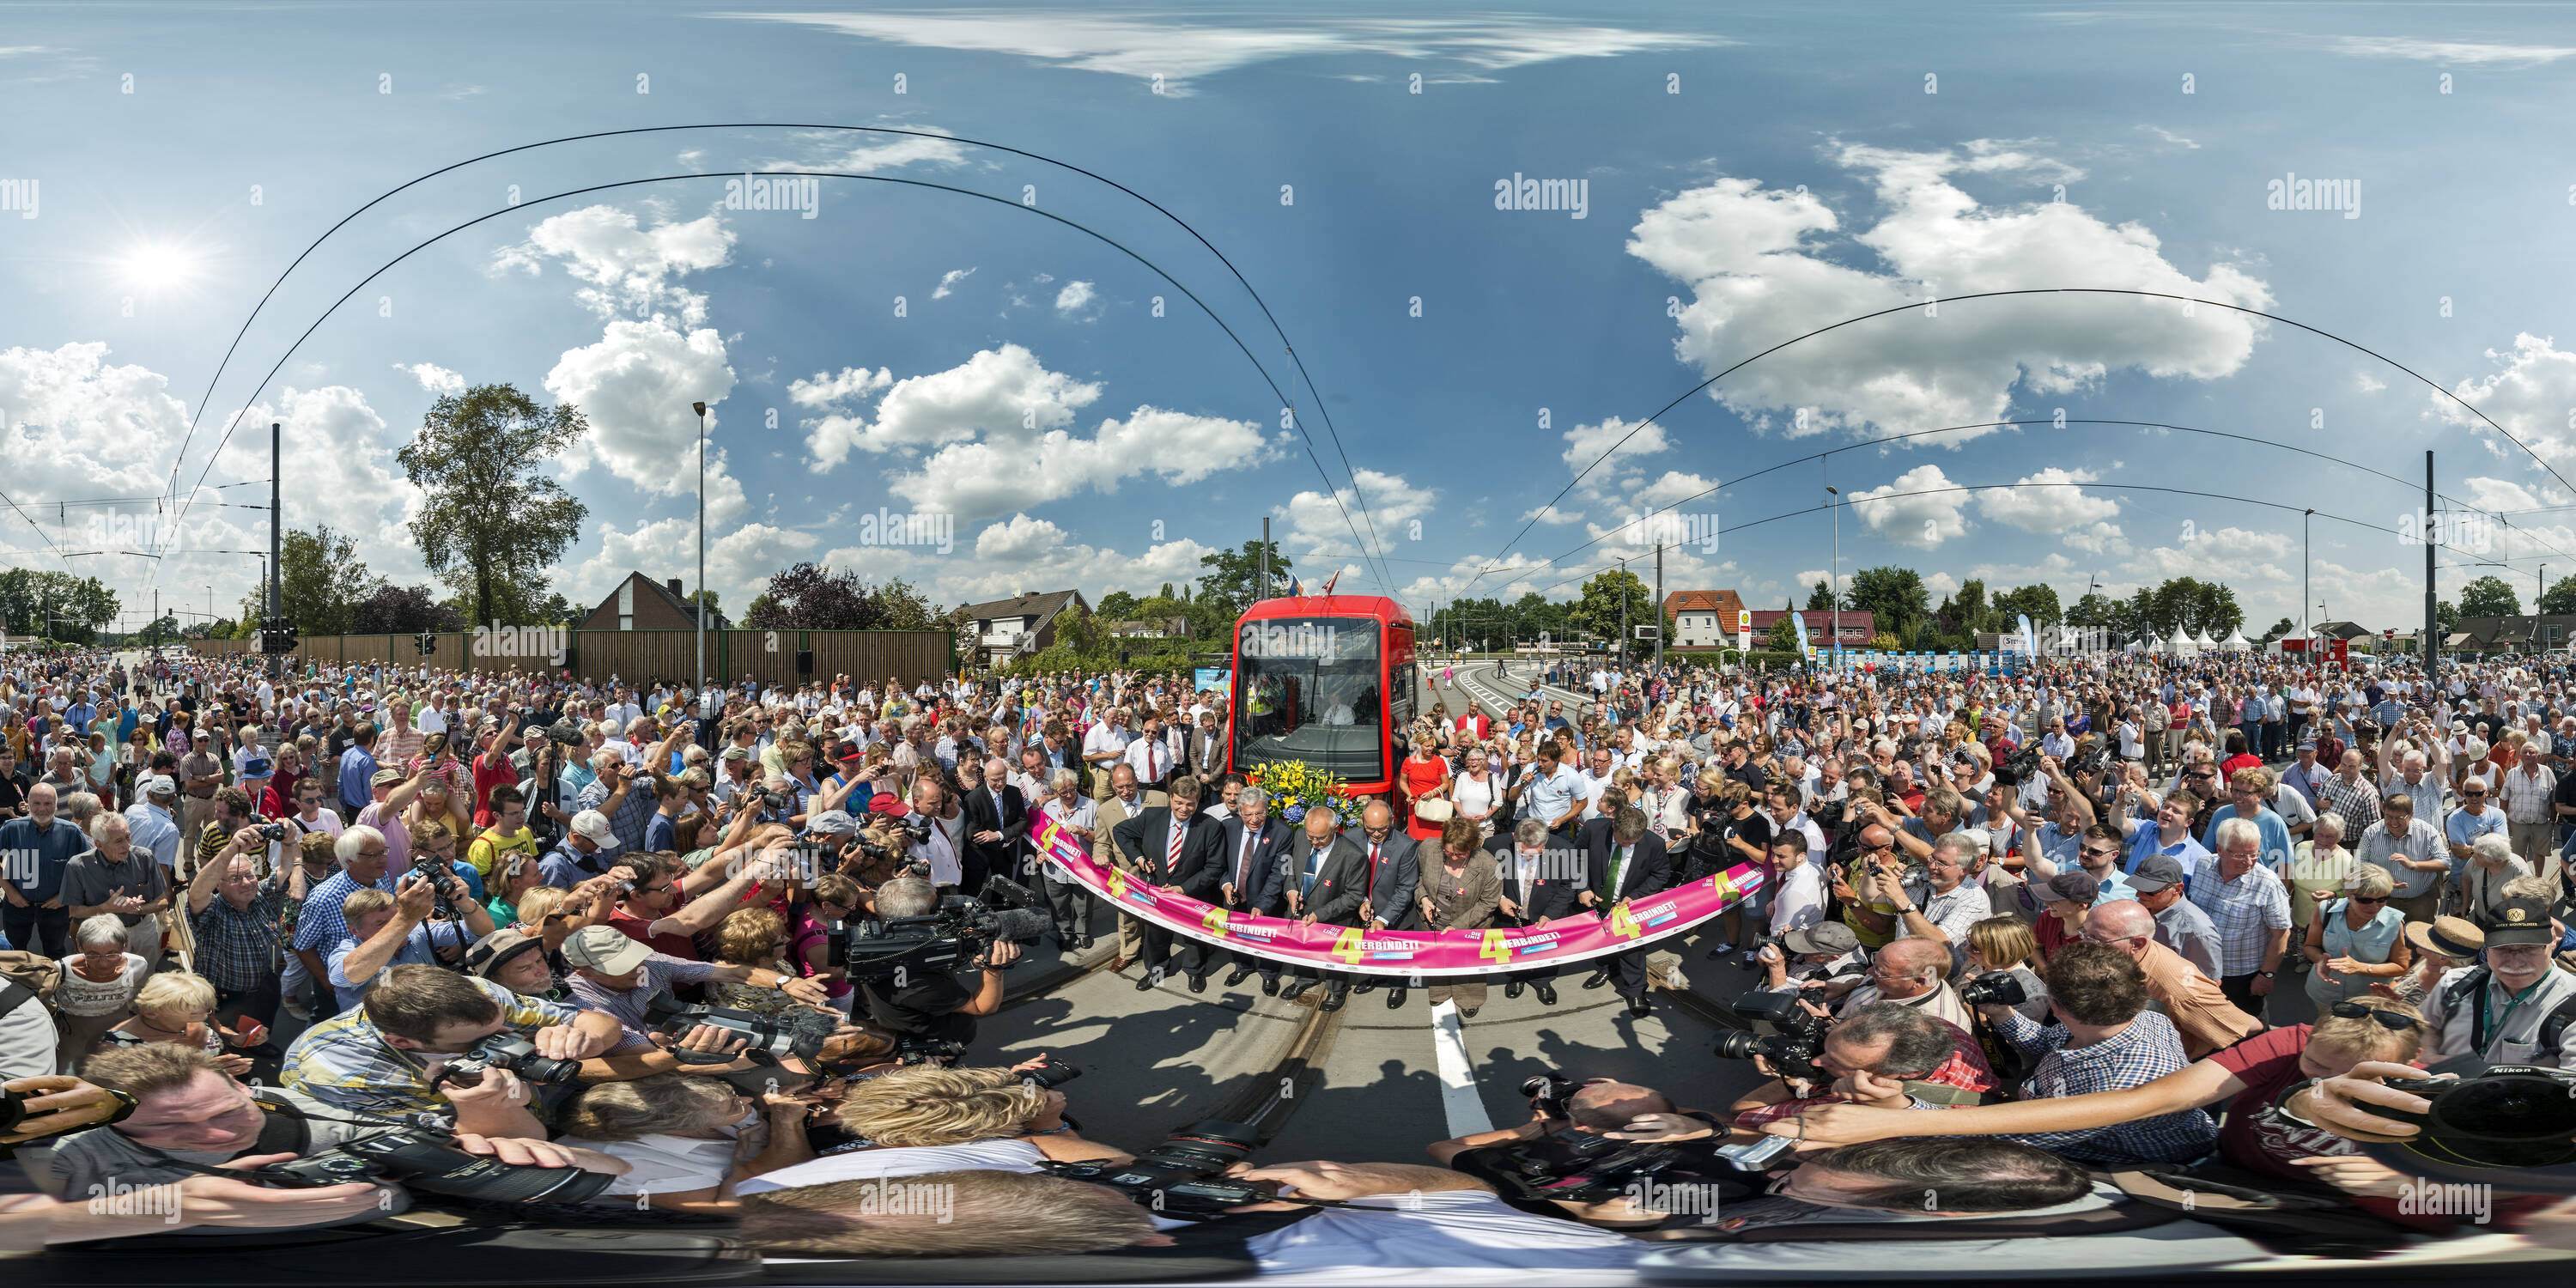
[1848,463,1971,549]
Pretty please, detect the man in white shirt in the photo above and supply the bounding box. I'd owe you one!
[1082,708,1133,800]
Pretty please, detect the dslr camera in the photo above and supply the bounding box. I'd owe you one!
[1711,990,1834,1084]
[1041,1120,1268,1218]
[647,992,841,1065]
[842,876,1054,981]
[1485,1072,1690,1203]
[1959,972,2032,1008]
[258,1125,612,1204]
[2370,1065,2576,1168]
[431,1033,581,1089]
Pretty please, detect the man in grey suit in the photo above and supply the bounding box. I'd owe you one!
[1343,800,1424,1010]
[1279,805,1371,1012]
[1093,764,1166,971]
[1214,787,1296,994]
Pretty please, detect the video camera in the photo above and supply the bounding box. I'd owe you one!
[1040,1119,1269,1218]
[647,991,841,1066]
[543,721,587,748]
[258,1124,613,1204]
[431,1034,581,1089]
[1710,990,1833,1084]
[842,877,1053,981]
[1484,1072,1692,1203]
[1996,744,2044,787]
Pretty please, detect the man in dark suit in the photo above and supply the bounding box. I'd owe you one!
[1342,801,1424,1010]
[1279,805,1370,1012]
[1485,816,1581,1006]
[1110,773,1226,991]
[1212,786,1296,994]
[957,758,1027,898]
[1577,805,1674,1018]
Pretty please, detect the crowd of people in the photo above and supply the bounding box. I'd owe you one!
[0,641,2572,1274]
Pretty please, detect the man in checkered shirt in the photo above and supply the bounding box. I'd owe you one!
[289,825,398,1020]
[1974,940,2217,1164]
[2188,815,2292,1023]
[2315,746,2382,838]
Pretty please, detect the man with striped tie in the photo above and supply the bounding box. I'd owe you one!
[1111,774,1226,992]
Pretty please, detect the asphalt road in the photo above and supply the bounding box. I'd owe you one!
[973,657,1782,1164]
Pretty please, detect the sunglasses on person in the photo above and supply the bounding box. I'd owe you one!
[2347,893,2389,905]
[2081,846,2123,860]
[2328,1000,2422,1031]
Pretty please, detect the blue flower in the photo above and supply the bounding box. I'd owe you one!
[1284,804,1306,823]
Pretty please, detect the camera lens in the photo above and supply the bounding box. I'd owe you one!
[1711,1030,1770,1061]
[2433,1076,2576,1145]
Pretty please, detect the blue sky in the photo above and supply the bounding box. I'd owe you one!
[7,1,2576,636]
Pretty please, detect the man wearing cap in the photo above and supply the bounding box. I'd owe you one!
[563,922,830,1052]
[539,808,626,890]
[2417,884,2576,1068]
[123,772,185,879]
[2128,854,2224,982]
[1752,921,1868,1000]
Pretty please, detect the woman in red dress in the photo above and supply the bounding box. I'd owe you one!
[1398,738,1453,841]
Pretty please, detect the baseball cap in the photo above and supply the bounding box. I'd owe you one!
[868,792,909,817]
[1777,922,1858,956]
[2483,896,2554,947]
[719,746,751,762]
[461,927,547,981]
[369,767,404,787]
[807,809,859,835]
[561,924,651,975]
[570,809,623,849]
[2044,870,2102,906]
[2127,854,2188,894]
[142,775,177,799]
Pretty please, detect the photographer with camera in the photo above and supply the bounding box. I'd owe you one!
[1725,999,1996,1133]
[48,1042,626,1231]
[282,963,622,1136]
[1748,921,1868,1005]
[849,876,1023,1047]
[1429,1076,1747,1230]
[1968,939,2218,1164]
[732,1060,1123,1195]
[325,867,495,1009]
[2413,886,2576,1067]
[562,921,831,1053]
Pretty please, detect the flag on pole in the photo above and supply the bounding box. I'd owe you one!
[1320,571,1340,596]
[1287,576,1305,598]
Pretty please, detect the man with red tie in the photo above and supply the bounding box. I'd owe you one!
[1344,801,1424,1011]
[1110,773,1226,992]
[1122,713,1176,793]
[1214,787,1295,994]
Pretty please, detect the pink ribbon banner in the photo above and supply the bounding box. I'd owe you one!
[1030,815,1765,979]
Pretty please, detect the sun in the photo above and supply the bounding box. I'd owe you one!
[118,242,200,290]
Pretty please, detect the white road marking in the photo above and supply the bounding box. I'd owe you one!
[1429,999,1494,1139]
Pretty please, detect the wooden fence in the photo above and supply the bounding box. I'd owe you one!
[187,628,953,688]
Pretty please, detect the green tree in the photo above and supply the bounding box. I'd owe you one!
[2260,616,2294,642]
[1096,590,1141,621]
[1569,568,1653,656]
[2543,575,2576,617]
[2458,574,2521,619]
[1846,566,1929,641]
[2436,598,2460,635]
[276,524,372,635]
[397,383,590,628]
[1195,538,1291,622]
[1990,583,2062,629]
[1806,580,1840,611]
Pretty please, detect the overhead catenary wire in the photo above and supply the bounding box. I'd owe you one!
[150,169,1396,605]
[159,123,1402,607]
[1462,287,2576,598]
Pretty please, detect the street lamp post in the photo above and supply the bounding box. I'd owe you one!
[2304,508,2314,648]
[1826,483,1840,670]
[691,400,708,707]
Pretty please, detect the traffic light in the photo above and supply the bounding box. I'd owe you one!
[416,630,436,657]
